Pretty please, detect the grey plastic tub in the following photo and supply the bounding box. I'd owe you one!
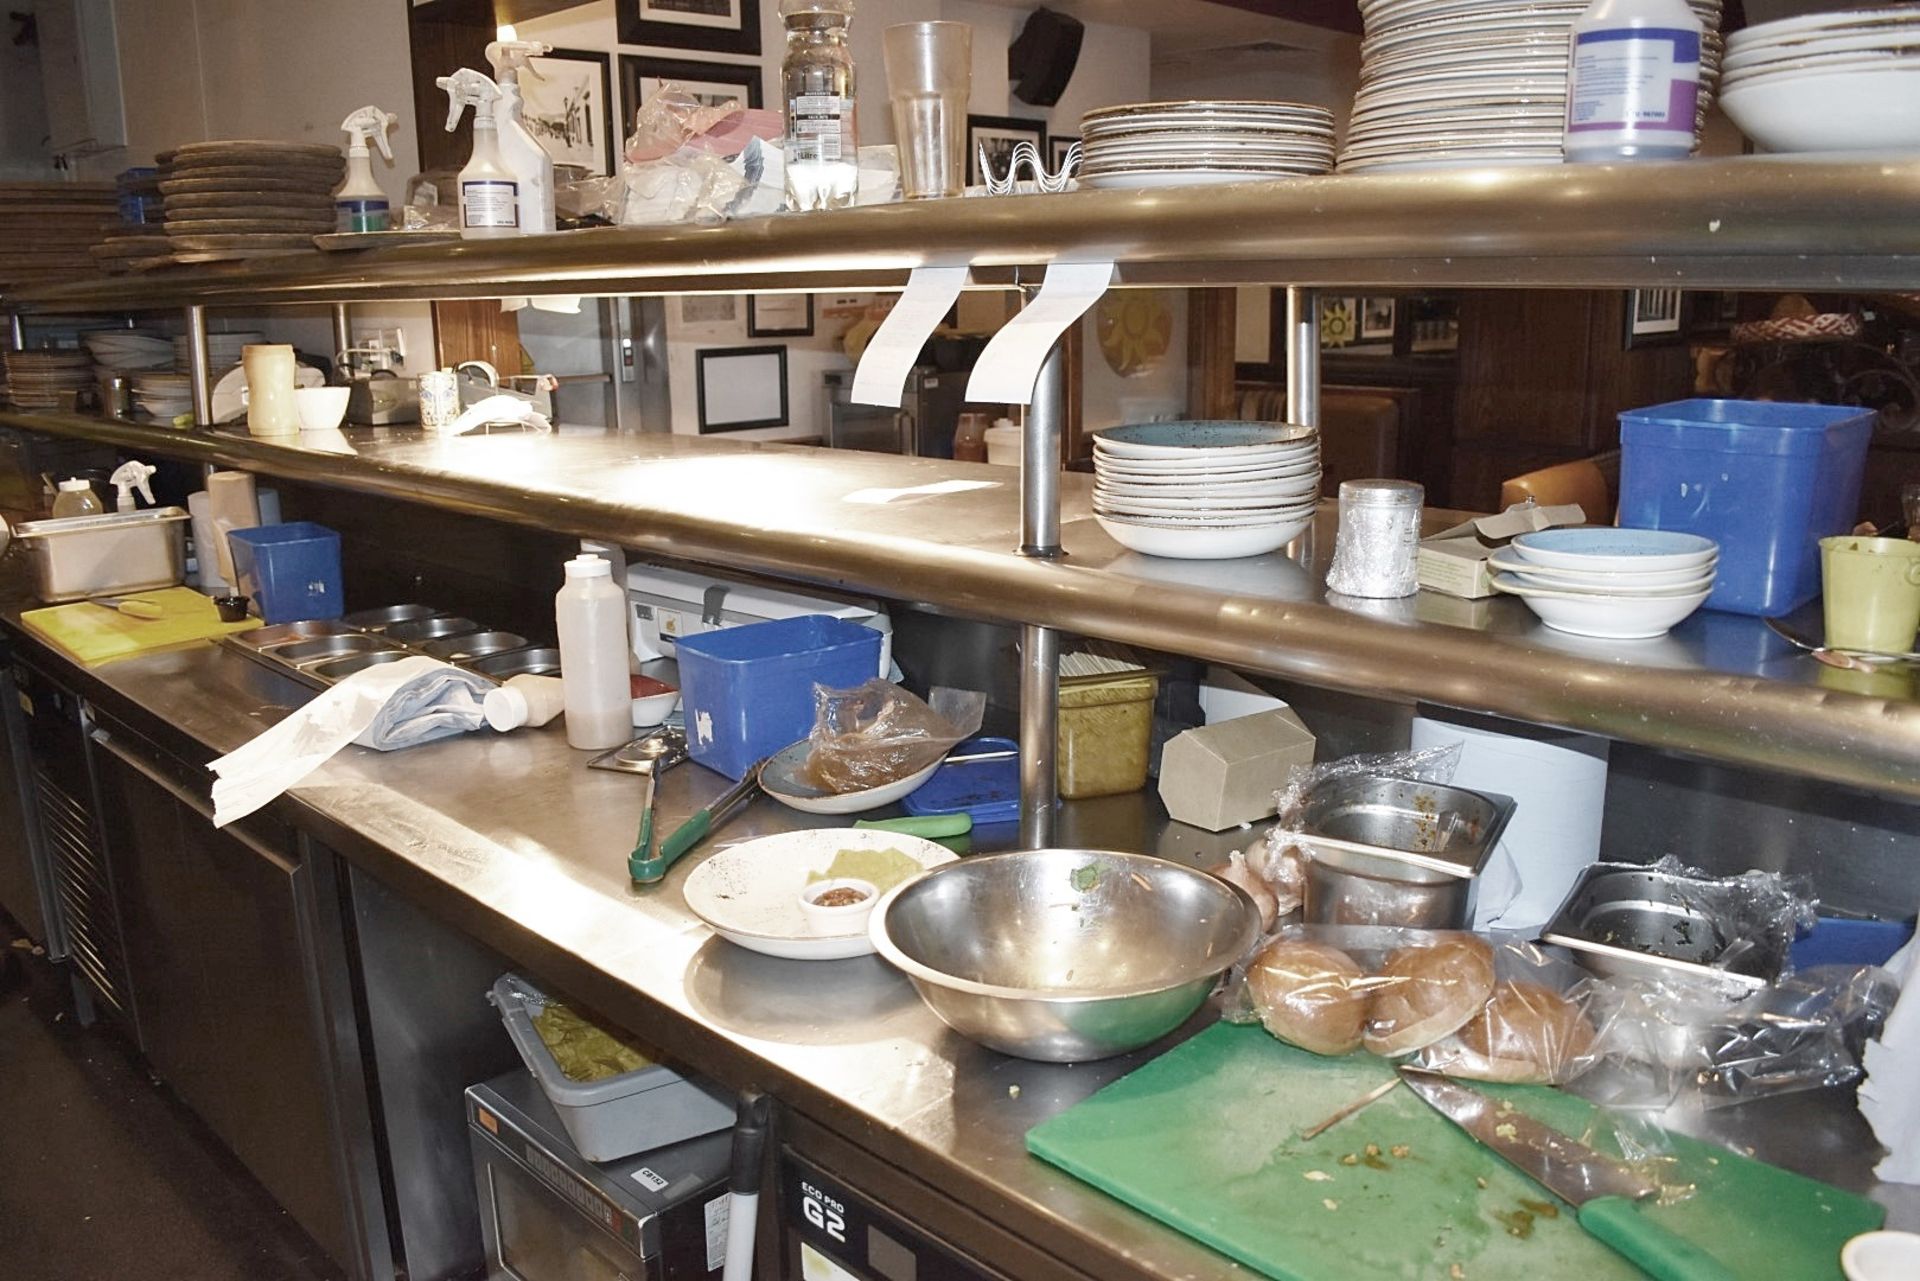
[488,973,734,1161]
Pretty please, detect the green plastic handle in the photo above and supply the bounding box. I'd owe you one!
[631,809,711,884]
[854,813,973,838]
[1579,1197,1739,1281]
[625,807,657,883]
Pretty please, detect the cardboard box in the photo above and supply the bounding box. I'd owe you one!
[1158,708,1317,832]
[1417,502,1586,599]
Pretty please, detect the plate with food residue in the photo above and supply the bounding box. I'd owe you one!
[684,827,958,960]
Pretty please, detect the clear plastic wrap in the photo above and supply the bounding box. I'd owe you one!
[606,87,787,226]
[802,680,985,794]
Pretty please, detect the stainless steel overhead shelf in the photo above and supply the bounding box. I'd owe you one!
[6,409,1917,799]
[10,154,1920,311]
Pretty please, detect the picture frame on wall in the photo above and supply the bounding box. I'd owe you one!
[747,294,814,338]
[1318,296,1360,348]
[521,49,615,177]
[1624,287,1686,348]
[696,345,790,432]
[619,54,765,116]
[616,0,761,56]
[968,114,1046,187]
[1359,296,1398,342]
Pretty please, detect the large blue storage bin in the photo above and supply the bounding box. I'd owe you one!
[674,614,885,780]
[1618,399,1875,616]
[227,522,343,624]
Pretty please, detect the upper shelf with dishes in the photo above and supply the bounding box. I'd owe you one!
[9,153,1920,313]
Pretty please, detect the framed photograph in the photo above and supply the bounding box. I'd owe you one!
[1047,134,1079,172]
[522,49,615,176]
[968,114,1046,187]
[1407,296,1460,354]
[696,345,789,432]
[748,294,814,338]
[617,0,761,55]
[1359,296,1398,342]
[1624,287,1686,347]
[1318,295,1359,348]
[619,54,764,116]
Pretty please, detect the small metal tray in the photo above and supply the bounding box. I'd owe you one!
[1296,775,1516,879]
[341,604,441,632]
[473,647,561,679]
[222,605,516,691]
[388,615,481,644]
[422,631,530,662]
[1540,862,1788,992]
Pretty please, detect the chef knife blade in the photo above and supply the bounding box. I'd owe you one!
[1399,1070,1738,1281]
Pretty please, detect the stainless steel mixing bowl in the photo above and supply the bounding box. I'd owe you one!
[870,849,1260,1062]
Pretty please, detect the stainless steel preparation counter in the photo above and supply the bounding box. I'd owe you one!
[7,603,1912,1281]
[5,412,1918,802]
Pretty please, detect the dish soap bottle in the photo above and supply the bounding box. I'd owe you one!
[780,0,859,210]
[437,68,520,238]
[1563,0,1704,162]
[485,39,557,234]
[51,478,102,518]
[336,105,400,233]
[555,555,631,750]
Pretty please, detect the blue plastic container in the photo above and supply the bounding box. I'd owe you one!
[1618,399,1875,616]
[902,736,1021,824]
[1790,915,1913,971]
[674,614,884,780]
[227,522,344,624]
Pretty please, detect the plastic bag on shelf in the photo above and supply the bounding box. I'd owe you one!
[607,86,786,226]
[802,680,985,795]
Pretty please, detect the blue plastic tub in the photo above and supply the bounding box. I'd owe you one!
[1790,915,1913,971]
[902,736,1021,824]
[674,614,885,780]
[227,522,343,624]
[1618,398,1875,616]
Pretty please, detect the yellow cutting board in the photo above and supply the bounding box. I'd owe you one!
[21,587,261,666]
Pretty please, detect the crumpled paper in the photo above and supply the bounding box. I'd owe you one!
[208,655,492,826]
[1860,924,1920,1181]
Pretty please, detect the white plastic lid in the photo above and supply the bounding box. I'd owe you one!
[58,478,91,492]
[484,685,529,732]
[565,554,612,579]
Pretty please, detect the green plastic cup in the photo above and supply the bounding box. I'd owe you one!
[1821,535,1920,653]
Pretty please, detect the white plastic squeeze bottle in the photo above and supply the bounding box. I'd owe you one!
[51,478,102,518]
[555,555,631,749]
[484,674,567,731]
[1563,0,1704,162]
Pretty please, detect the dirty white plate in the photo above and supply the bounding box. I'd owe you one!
[683,828,956,960]
[758,738,943,815]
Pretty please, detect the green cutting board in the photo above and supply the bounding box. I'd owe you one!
[1027,1023,1881,1281]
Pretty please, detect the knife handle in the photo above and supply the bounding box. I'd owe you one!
[1579,1196,1739,1281]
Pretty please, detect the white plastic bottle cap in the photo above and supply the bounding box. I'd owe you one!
[565,554,612,579]
[484,685,530,732]
[58,478,90,491]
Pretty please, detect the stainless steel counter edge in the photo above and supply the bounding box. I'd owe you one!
[8,411,1918,800]
[9,155,1920,309]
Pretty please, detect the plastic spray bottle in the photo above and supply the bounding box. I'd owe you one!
[109,460,157,512]
[336,105,400,232]
[438,69,521,238]
[485,39,557,235]
[1563,0,1705,162]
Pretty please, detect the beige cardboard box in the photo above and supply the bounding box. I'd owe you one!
[1417,502,1587,599]
[1158,708,1317,832]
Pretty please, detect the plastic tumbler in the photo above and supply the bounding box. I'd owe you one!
[884,22,972,199]
[1821,535,1920,653]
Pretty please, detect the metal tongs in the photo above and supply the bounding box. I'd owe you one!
[629,755,767,885]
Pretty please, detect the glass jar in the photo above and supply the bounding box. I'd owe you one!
[780,0,858,211]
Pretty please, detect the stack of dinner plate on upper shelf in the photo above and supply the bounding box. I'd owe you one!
[1091,421,1321,560]
[1340,0,1725,172]
[130,371,195,420]
[1488,528,1718,638]
[1078,101,1336,189]
[84,330,174,375]
[1,348,94,410]
[1720,6,1920,153]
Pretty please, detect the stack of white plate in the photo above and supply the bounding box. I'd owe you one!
[130,370,195,420]
[1721,7,1920,152]
[173,329,264,373]
[1490,528,1718,638]
[1092,421,1321,560]
[1079,101,1335,190]
[84,330,174,372]
[1342,0,1724,172]
[1,349,94,410]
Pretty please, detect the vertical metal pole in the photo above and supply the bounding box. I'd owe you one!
[7,313,24,352]
[1017,328,1066,849]
[331,303,352,370]
[186,304,213,427]
[1285,286,1321,428]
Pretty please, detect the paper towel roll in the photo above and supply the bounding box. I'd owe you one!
[1411,710,1609,934]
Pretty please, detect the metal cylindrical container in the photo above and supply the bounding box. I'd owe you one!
[1326,478,1424,598]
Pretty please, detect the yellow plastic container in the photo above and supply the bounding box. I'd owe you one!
[1057,671,1158,799]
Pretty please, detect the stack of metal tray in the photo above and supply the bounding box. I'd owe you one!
[221,604,557,690]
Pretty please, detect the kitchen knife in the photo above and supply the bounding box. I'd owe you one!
[1398,1070,1738,1281]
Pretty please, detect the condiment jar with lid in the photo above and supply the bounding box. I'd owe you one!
[1326,479,1424,598]
[780,0,859,211]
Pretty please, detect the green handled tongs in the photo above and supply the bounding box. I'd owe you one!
[629,760,766,884]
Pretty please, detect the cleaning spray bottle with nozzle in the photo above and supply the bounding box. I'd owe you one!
[109,460,158,512]
[438,69,521,239]
[485,39,557,234]
[336,105,400,233]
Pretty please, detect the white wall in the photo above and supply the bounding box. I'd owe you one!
[2,1,57,178]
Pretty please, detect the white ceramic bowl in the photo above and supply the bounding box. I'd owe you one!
[1510,528,1719,573]
[758,738,944,815]
[1092,420,1316,460]
[1486,549,1718,589]
[1842,1230,1920,1281]
[798,878,879,936]
[1493,574,1711,639]
[1721,65,1920,151]
[1095,511,1313,559]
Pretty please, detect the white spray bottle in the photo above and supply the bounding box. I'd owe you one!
[486,39,557,234]
[438,68,521,239]
[336,105,400,233]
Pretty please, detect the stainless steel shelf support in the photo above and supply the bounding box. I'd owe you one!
[1286,286,1320,428]
[1018,336,1067,848]
[186,304,213,427]
[331,304,352,368]
[7,313,23,352]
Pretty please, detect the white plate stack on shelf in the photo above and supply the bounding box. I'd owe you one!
[1078,101,1336,189]
[84,330,175,375]
[1489,528,1718,638]
[173,329,265,375]
[1341,0,1724,172]
[1,349,94,410]
[1092,421,1321,560]
[1720,6,1920,152]
[130,371,195,421]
